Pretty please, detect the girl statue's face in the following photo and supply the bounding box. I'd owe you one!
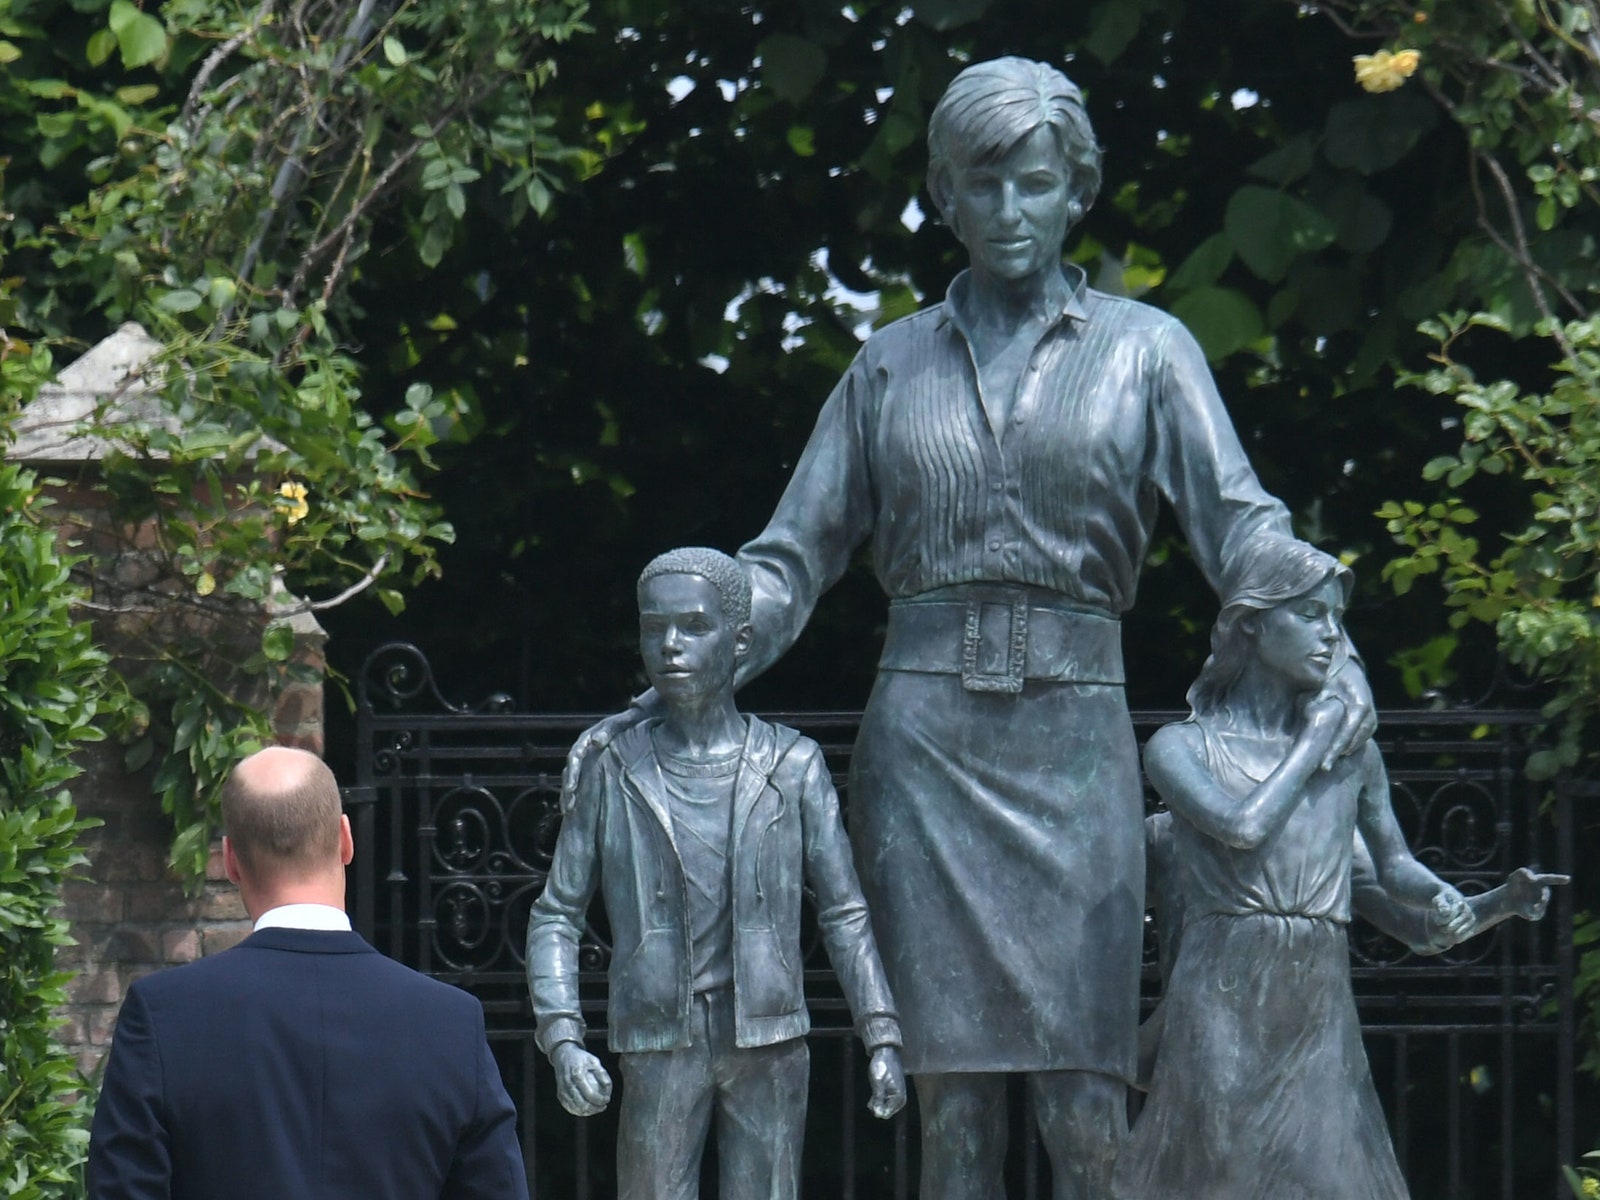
[1250,575,1345,693]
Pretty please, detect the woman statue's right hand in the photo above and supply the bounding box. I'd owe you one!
[560,701,652,812]
[1300,691,1346,761]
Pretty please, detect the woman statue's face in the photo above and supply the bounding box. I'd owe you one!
[949,124,1074,288]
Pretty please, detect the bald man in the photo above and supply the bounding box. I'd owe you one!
[88,746,529,1200]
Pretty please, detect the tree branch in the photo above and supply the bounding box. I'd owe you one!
[278,552,391,613]
[181,0,278,128]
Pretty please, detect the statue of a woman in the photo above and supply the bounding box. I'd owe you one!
[568,56,1374,1199]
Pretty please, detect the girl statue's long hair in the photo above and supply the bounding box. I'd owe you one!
[1186,534,1353,718]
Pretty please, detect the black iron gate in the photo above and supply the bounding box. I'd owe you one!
[343,643,1577,1199]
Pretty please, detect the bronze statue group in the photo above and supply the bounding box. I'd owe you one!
[525,56,1561,1200]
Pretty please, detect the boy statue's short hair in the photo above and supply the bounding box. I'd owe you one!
[636,546,752,627]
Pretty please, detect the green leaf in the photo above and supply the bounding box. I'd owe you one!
[786,125,816,157]
[1168,233,1233,290]
[261,623,294,662]
[1525,748,1560,780]
[1224,186,1336,283]
[23,79,72,99]
[124,737,154,772]
[157,289,204,313]
[107,0,168,69]
[1323,91,1437,175]
[114,84,160,105]
[1085,0,1145,66]
[1246,135,1316,186]
[1169,287,1264,362]
[86,27,117,67]
[382,35,407,66]
[0,40,21,64]
[35,111,76,139]
[525,176,551,216]
[759,34,827,104]
[1325,186,1394,254]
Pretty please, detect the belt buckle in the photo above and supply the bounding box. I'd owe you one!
[960,590,1028,694]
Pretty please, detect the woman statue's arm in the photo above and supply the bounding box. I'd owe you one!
[1144,693,1343,850]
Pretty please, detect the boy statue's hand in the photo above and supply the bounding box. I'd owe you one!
[551,1041,613,1117]
[1503,868,1569,921]
[867,1046,907,1119]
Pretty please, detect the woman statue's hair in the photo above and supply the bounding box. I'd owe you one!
[1186,533,1353,716]
[926,56,1102,223]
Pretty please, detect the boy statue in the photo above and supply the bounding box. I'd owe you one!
[526,546,906,1200]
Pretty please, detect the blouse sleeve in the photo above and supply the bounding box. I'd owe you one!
[1147,318,1292,594]
[736,350,878,682]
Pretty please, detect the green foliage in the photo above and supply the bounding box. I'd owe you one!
[0,451,114,1196]
[1382,315,1600,777]
[1348,0,1600,777]
[2,0,591,878]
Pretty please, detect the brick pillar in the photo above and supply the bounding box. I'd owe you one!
[57,747,255,1078]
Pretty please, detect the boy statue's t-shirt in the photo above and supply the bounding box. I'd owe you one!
[656,739,739,995]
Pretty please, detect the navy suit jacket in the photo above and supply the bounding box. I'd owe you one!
[88,927,528,1200]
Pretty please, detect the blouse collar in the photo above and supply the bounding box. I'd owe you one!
[938,262,1090,340]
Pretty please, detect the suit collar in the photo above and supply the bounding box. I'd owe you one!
[240,927,377,955]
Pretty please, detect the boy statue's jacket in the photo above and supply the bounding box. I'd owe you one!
[527,715,902,1055]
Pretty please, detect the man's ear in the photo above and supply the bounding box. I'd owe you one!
[338,814,354,866]
[734,623,754,659]
[222,836,243,885]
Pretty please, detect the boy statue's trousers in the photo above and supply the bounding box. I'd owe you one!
[615,988,809,1200]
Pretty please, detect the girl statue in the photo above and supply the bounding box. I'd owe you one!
[1111,534,1470,1200]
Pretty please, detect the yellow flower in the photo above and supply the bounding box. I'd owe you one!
[277,480,310,525]
[1354,48,1421,93]
[1583,1177,1600,1198]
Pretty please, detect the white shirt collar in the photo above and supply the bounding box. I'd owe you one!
[253,903,352,932]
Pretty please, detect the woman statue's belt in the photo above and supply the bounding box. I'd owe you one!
[879,584,1124,693]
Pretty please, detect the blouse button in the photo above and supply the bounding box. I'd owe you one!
[988,539,1001,551]
[990,480,1003,492]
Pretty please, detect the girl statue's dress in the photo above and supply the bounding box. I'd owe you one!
[1111,725,1410,1200]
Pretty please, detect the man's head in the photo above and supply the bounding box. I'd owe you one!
[221,745,352,915]
[636,548,753,706]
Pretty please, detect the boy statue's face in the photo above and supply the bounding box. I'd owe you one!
[638,572,749,706]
